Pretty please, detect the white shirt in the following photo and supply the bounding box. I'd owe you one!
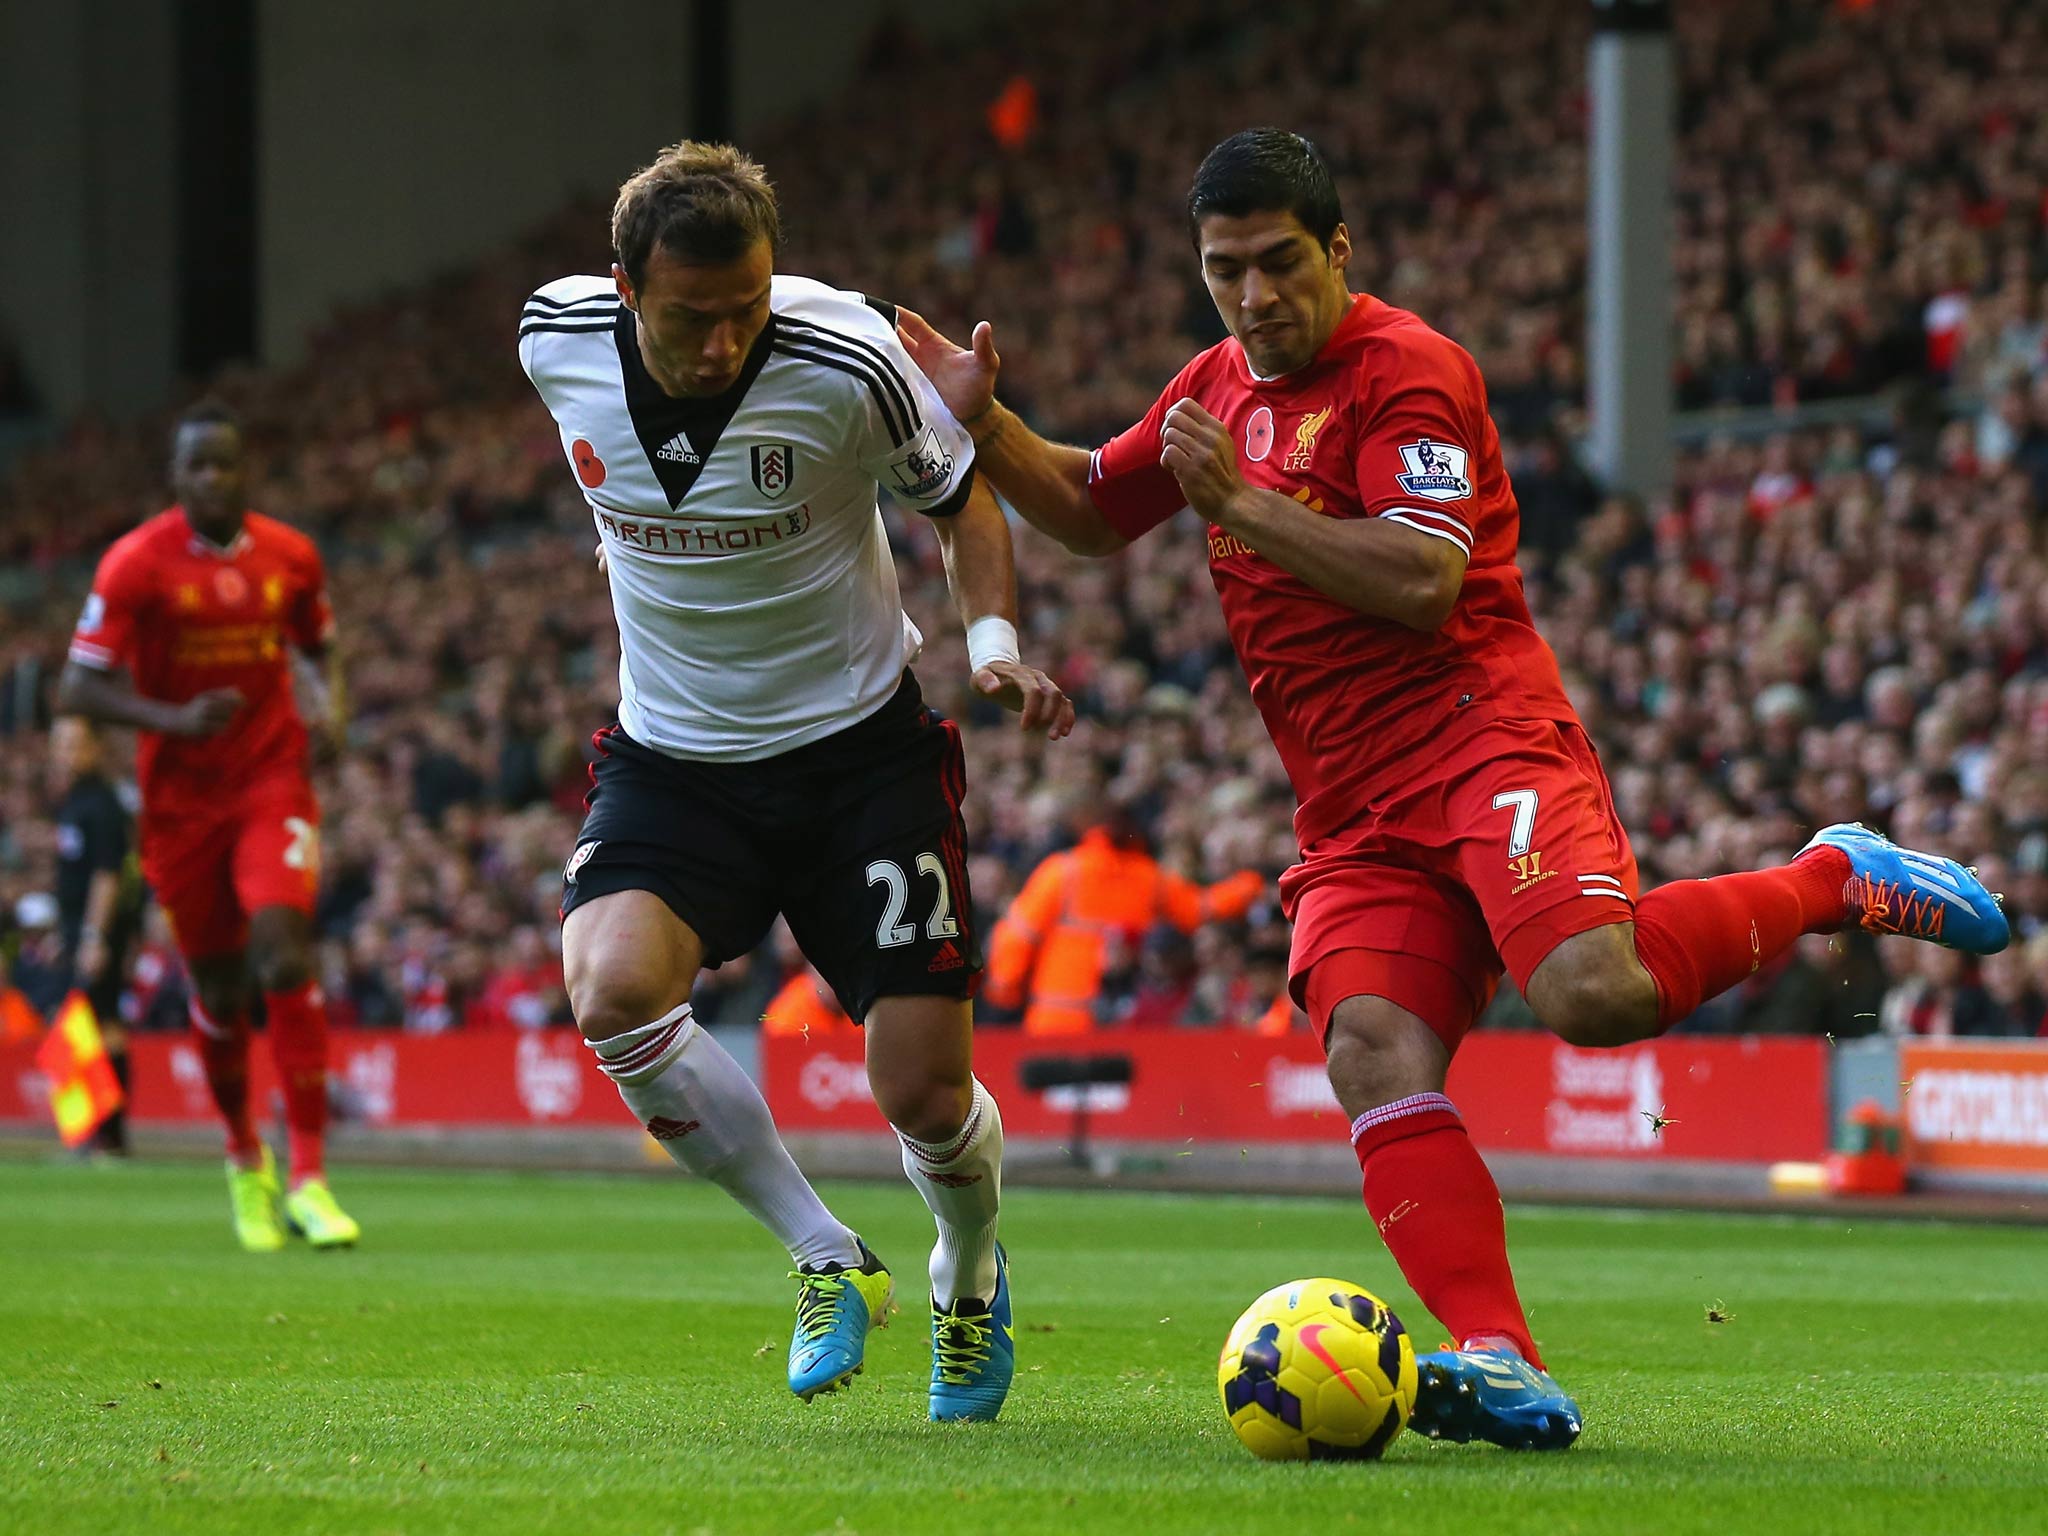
[519,273,976,760]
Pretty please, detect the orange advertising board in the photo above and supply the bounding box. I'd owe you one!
[1899,1040,2048,1178]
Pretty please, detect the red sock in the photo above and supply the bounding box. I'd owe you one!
[1631,847,1850,1028]
[191,999,261,1166]
[1351,1094,1543,1369]
[265,982,330,1187]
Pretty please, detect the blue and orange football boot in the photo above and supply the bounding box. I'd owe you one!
[787,1238,893,1402]
[928,1242,1014,1422]
[1411,1346,1582,1450]
[1802,823,2009,954]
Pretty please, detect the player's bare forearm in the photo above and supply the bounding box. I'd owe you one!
[930,479,1076,739]
[893,306,1121,558]
[931,479,1019,631]
[55,661,193,735]
[970,404,1126,557]
[1212,485,1464,630]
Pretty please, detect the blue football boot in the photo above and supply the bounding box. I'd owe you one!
[787,1238,894,1402]
[928,1242,1014,1422]
[1801,823,2009,954]
[1411,1347,1583,1450]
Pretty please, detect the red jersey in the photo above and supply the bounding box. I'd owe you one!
[68,508,333,816]
[1087,293,1576,848]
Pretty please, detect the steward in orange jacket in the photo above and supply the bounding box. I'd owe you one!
[984,822,1264,1034]
[761,967,855,1037]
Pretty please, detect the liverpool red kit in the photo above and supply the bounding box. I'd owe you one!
[69,508,333,959]
[1088,293,1638,1046]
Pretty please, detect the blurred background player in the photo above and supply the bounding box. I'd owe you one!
[901,127,2010,1451]
[984,804,1263,1033]
[58,401,357,1252]
[519,142,1073,1421]
[49,716,141,1156]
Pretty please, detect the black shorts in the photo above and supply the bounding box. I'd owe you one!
[561,671,979,1022]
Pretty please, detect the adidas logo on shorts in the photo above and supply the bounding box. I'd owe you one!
[927,939,965,974]
[646,1116,702,1141]
[656,431,700,464]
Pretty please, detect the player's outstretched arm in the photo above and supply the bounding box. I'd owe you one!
[897,309,1125,558]
[929,479,1076,740]
[1160,400,1467,630]
[55,660,241,737]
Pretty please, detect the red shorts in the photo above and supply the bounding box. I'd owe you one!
[140,773,321,962]
[1281,718,1638,1053]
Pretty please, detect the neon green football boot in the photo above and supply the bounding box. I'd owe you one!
[227,1147,286,1253]
[283,1176,361,1249]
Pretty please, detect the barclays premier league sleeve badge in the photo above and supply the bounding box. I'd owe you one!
[1395,439,1473,502]
[888,426,956,501]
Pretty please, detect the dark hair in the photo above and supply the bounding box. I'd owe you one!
[611,140,780,286]
[171,398,241,454]
[1186,128,1343,250]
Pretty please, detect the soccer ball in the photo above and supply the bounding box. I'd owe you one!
[1216,1277,1418,1461]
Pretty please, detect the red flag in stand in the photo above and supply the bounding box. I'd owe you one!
[987,75,1039,149]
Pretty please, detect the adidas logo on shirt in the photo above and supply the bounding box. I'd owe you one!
[656,431,700,465]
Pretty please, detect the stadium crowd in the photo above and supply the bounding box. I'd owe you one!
[1,0,2046,1039]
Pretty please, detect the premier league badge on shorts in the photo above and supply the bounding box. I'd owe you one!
[751,443,796,499]
[1395,438,1473,502]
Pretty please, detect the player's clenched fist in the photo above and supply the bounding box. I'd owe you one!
[972,660,1076,740]
[1159,399,1244,522]
[172,687,244,738]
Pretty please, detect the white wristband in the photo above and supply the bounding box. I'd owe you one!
[965,615,1022,673]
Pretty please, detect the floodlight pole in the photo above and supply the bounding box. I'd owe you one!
[1586,0,1675,503]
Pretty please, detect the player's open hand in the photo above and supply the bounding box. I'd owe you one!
[1159,399,1245,522]
[173,686,244,737]
[594,541,608,575]
[973,659,1075,740]
[897,308,999,427]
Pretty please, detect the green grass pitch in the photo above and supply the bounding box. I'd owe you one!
[3,1159,2043,1536]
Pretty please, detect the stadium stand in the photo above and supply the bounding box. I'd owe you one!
[0,0,2044,1037]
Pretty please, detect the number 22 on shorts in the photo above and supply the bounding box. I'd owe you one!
[866,854,959,948]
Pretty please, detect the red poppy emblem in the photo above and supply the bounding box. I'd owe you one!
[572,438,606,489]
[1245,406,1275,463]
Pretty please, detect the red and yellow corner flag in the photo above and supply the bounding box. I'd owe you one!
[36,991,124,1147]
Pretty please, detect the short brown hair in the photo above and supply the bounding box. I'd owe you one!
[611,141,780,286]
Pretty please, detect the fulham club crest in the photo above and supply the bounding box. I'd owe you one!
[751,442,796,498]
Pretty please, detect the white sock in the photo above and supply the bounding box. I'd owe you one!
[898,1076,1003,1305]
[588,1004,860,1271]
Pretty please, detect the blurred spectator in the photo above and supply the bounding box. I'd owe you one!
[469,924,569,1029]
[762,965,857,1038]
[983,807,1264,1034]
[10,892,68,1016]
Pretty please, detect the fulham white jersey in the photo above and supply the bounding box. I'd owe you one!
[519,273,976,760]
